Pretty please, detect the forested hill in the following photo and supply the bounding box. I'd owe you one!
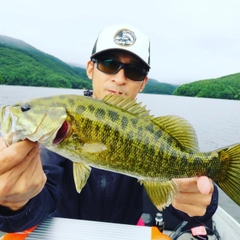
[142,78,177,95]
[0,35,177,94]
[173,73,240,100]
[0,35,91,89]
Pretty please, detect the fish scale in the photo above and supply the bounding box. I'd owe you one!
[1,94,240,209]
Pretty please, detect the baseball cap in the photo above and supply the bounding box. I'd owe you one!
[91,23,150,68]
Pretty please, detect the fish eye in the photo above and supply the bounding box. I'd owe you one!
[21,103,31,112]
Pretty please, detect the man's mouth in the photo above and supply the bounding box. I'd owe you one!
[108,90,123,95]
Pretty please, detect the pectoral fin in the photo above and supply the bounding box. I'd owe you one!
[81,137,107,153]
[141,179,178,210]
[73,162,91,193]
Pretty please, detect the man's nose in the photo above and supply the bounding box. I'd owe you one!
[112,68,127,84]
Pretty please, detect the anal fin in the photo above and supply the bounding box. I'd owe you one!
[141,180,178,210]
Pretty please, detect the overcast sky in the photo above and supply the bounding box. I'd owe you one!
[1,0,240,84]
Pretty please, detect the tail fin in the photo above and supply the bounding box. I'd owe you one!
[216,144,240,206]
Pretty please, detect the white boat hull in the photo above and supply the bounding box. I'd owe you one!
[212,206,240,240]
[0,206,239,239]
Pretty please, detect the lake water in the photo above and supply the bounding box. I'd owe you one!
[1,85,240,223]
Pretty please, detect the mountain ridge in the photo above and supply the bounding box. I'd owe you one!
[0,35,177,94]
[2,34,239,100]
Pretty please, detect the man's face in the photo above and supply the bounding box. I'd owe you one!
[86,50,149,100]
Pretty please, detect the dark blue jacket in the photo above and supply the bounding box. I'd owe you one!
[0,146,218,232]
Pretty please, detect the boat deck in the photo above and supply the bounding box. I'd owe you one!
[0,207,239,239]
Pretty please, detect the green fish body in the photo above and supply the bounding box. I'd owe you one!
[1,94,240,209]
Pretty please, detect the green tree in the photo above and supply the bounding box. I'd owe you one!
[0,74,3,84]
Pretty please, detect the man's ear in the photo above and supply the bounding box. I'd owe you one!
[139,77,148,92]
[86,60,94,80]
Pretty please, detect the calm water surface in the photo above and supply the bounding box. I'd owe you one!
[1,85,240,223]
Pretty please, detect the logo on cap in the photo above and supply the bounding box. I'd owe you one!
[114,28,136,46]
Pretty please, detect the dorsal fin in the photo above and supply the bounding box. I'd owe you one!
[152,115,199,152]
[102,94,153,119]
[102,95,198,152]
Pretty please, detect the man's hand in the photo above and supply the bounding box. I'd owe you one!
[172,176,214,217]
[0,137,47,210]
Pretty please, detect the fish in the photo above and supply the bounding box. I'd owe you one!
[1,94,240,210]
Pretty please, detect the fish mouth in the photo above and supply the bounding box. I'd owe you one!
[53,121,70,144]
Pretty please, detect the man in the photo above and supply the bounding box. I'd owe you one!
[0,23,218,232]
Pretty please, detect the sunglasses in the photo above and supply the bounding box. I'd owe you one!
[91,58,149,81]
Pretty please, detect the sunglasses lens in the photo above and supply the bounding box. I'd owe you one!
[96,58,148,81]
[98,59,120,74]
[125,65,148,81]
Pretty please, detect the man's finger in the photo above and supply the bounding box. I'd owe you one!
[197,176,213,194]
[0,140,38,174]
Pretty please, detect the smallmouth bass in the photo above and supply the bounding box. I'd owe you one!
[1,94,240,209]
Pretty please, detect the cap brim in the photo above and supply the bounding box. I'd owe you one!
[91,48,150,69]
